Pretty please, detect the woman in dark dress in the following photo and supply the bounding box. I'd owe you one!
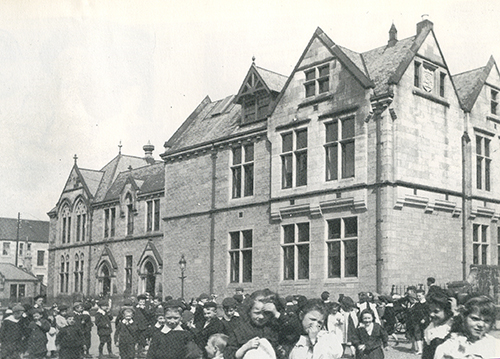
[352,309,388,359]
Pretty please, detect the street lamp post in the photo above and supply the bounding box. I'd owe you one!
[179,255,187,299]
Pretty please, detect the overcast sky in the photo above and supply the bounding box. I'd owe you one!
[1,0,499,221]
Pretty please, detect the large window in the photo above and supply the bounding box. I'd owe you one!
[327,217,358,278]
[282,223,309,280]
[2,242,10,256]
[231,143,254,198]
[61,205,71,244]
[229,230,252,283]
[60,255,69,293]
[473,224,488,265]
[304,63,330,97]
[491,89,498,115]
[281,129,308,188]
[75,201,86,242]
[37,250,45,266]
[476,135,491,191]
[146,199,161,232]
[325,117,355,181]
[104,208,116,238]
[125,255,133,292]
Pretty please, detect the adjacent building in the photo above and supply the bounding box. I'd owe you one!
[47,19,500,301]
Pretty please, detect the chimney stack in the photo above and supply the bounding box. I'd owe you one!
[143,141,155,165]
[416,14,433,35]
[388,23,397,47]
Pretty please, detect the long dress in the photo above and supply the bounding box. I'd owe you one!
[351,323,388,359]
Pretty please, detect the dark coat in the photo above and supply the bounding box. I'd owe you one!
[0,316,28,358]
[147,328,200,359]
[56,324,84,359]
[114,320,138,345]
[351,323,388,359]
[27,319,51,355]
[95,311,113,336]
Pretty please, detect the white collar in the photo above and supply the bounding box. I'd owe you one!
[160,324,183,334]
[4,315,20,323]
[97,308,106,315]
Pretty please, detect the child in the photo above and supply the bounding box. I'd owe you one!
[378,296,399,346]
[147,300,201,359]
[434,295,500,359]
[422,290,455,359]
[56,311,85,359]
[55,305,69,329]
[220,297,241,335]
[74,302,93,358]
[95,299,116,358]
[27,308,51,359]
[114,308,138,359]
[151,307,166,335]
[205,333,228,359]
[288,298,343,359]
[0,304,27,359]
[134,294,153,358]
[408,289,429,355]
[194,301,225,355]
[352,309,388,359]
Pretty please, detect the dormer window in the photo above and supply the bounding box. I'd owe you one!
[491,89,498,115]
[242,95,270,124]
[304,64,330,98]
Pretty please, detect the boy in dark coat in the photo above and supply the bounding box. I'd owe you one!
[94,300,116,358]
[134,294,153,358]
[56,311,85,359]
[74,302,93,358]
[0,304,28,359]
[194,301,225,356]
[114,308,137,359]
[26,308,51,359]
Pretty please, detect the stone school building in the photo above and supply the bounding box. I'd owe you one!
[47,19,500,301]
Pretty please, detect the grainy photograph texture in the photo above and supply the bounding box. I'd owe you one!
[0,1,500,359]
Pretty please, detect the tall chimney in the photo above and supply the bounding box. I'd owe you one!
[143,141,155,165]
[416,14,433,35]
[388,23,397,47]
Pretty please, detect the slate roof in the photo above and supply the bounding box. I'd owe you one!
[453,67,486,112]
[0,263,39,281]
[254,66,288,93]
[78,168,104,197]
[0,218,49,243]
[103,163,164,202]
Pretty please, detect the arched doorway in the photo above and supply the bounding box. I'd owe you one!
[101,264,111,296]
[144,261,155,295]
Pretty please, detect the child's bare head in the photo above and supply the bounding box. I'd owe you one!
[205,333,228,358]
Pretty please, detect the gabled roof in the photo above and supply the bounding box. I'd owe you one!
[453,56,498,112]
[0,217,49,243]
[78,168,104,197]
[103,163,164,202]
[95,245,118,270]
[0,263,39,282]
[254,66,288,93]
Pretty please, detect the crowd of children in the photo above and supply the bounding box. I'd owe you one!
[0,282,499,359]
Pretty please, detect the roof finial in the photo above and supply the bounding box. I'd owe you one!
[118,141,122,155]
[421,14,429,21]
[252,56,256,65]
[73,154,78,165]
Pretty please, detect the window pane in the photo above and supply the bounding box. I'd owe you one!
[110,208,116,237]
[283,225,294,244]
[282,154,293,189]
[297,223,309,242]
[233,147,242,165]
[326,122,338,143]
[147,201,153,232]
[305,82,316,97]
[319,65,329,77]
[481,245,488,265]
[282,133,293,152]
[10,285,17,299]
[473,224,479,242]
[344,217,358,238]
[342,117,355,139]
[298,245,309,279]
[230,252,240,283]
[232,167,242,198]
[37,251,44,266]
[318,78,329,93]
[327,242,341,278]
[154,200,160,231]
[414,62,421,87]
[477,157,482,189]
[342,141,355,178]
[485,139,490,157]
[326,145,338,181]
[481,225,488,243]
[345,240,358,277]
[296,151,307,186]
[230,232,240,249]
[242,230,252,248]
[242,250,252,282]
[328,219,341,239]
[486,159,491,191]
[296,130,308,150]
[18,285,25,298]
[244,144,254,162]
[244,164,254,196]
[283,246,295,280]
[305,69,315,81]
[476,136,482,155]
[473,244,479,264]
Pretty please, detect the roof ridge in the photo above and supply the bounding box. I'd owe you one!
[78,168,104,173]
[452,66,486,77]
[254,65,287,78]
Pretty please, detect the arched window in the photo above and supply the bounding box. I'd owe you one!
[74,254,80,292]
[75,201,87,242]
[61,205,71,244]
[60,255,65,292]
[65,255,70,293]
[125,193,134,235]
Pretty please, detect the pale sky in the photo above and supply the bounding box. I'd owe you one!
[1,0,499,221]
